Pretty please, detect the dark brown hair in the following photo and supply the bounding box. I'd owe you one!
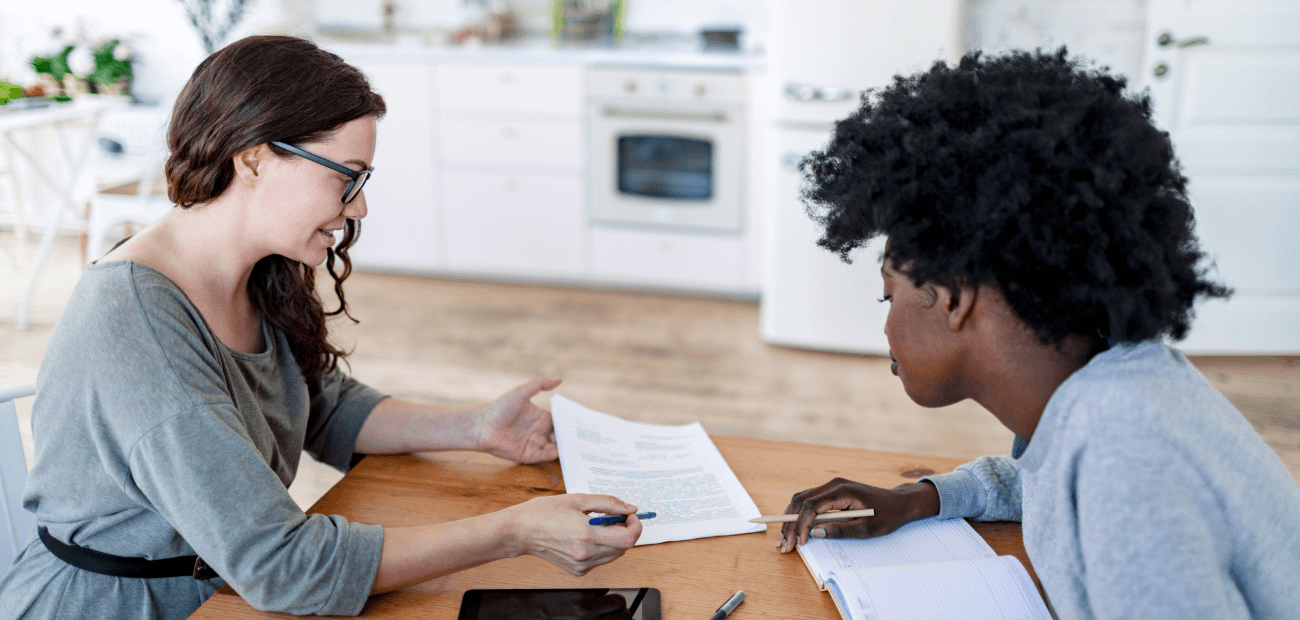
[166,35,386,383]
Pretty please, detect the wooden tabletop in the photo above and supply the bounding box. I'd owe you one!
[189,436,1037,619]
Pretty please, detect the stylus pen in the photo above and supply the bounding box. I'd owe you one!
[588,512,656,526]
[708,591,745,620]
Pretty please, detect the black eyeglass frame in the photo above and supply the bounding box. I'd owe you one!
[270,141,374,204]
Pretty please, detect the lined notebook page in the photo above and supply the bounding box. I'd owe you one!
[825,555,1051,620]
[798,517,996,588]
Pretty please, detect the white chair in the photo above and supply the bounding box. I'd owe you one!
[84,156,171,264]
[1,383,36,570]
[83,104,173,264]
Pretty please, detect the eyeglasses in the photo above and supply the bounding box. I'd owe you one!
[271,141,374,204]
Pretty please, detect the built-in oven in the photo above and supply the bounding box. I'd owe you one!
[588,68,745,233]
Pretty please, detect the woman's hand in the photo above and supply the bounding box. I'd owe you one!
[474,377,563,464]
[504,494,642,576]
[777,478,940,553]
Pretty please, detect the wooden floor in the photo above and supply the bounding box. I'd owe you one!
[3,232,1298,511]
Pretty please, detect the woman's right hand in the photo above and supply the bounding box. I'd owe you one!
[778,478,940,553]
[504,494,642,576]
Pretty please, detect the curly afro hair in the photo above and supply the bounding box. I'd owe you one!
[801,47,1231,345]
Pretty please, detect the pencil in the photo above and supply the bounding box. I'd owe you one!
[748,509,875,523]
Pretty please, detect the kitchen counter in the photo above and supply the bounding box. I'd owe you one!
[316,33,765,72]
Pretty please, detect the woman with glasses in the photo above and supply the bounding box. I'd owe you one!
[0,36,642,620]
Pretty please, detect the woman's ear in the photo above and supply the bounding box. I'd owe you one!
[232,144,267,186]
[945,284,977,332]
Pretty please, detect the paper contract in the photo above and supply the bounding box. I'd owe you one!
[552,395,765,545]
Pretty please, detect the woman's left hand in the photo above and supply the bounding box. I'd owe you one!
[474,377,562,464]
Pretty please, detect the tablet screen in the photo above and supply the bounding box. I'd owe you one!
[457,588,661,620]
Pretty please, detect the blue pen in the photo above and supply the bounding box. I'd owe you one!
[588,512,656,526]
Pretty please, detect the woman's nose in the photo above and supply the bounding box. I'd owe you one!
[344,191,368,220]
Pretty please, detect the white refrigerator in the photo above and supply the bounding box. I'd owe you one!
[760,0,961,355]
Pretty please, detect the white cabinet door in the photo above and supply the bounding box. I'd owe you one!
[436,62,584,118]
[439,117,582,170]
[442,170,585,277]
[347,60,440,271]
[589,228,745,293]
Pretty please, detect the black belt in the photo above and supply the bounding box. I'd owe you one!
[38,526,220,580]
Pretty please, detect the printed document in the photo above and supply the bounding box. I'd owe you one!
[551,395,764,545]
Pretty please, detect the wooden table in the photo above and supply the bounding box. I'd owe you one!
[190,436,1038,619]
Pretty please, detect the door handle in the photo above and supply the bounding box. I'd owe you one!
[1157,32,1210,48]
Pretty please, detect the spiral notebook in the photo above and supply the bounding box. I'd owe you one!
[796,517,1051,620]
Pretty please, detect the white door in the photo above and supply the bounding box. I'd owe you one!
[1142,0,1300,353]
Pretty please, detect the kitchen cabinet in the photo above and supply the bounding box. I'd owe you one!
[442,170,585,277]
[436,62,584,118]
[332,43,763,296]
[346,60,440,272]
[589,228,745,293]
[437,117,582,169]
[437,60,586,276]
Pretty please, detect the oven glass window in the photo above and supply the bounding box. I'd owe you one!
[617,136,713,201]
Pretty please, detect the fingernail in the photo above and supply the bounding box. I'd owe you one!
[776,534,784,548]
[811,528,826,538]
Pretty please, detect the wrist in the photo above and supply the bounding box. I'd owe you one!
[488,504,528,560]
[894,481,942,521]
[466,402,496,452]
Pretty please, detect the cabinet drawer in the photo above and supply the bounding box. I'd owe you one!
[437,62,584,118]
[439,117,582,169]
[442,170,585,276]
[589,228,744,292]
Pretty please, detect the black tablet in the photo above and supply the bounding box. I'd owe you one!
[457,588,661,620]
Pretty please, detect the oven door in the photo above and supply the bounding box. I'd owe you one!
[589,97,743,232]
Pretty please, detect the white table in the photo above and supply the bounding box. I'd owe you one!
[1,96,126,330]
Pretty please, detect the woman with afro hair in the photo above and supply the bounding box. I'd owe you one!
[774,48,1300,619]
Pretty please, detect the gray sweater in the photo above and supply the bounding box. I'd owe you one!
[0,262,387,619]
[923,342,1300,619]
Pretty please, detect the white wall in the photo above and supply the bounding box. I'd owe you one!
[0,0,285,105]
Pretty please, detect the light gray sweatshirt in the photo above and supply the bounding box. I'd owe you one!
[0,261,387,619]
[922,342,1300,619]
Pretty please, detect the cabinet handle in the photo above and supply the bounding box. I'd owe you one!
[601,106,728,123]
[501,126,517,139]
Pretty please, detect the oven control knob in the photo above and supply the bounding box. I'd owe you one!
[694,84,707,97]
[624,80,637,93]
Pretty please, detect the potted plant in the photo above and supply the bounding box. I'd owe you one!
[87,40,134,97]
[29,45,74,100]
